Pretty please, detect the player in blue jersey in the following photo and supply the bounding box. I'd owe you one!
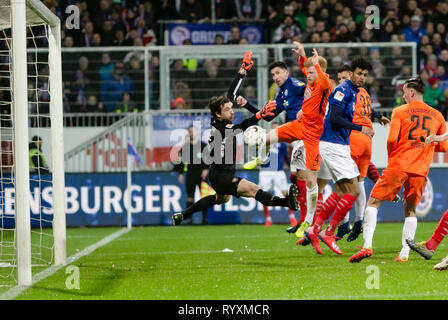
[305,57,375,255]
[258,123,298,227]
[237,61,308,225]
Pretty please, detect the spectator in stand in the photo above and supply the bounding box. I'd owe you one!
[91,33,102,47]
[315,20,326,34]
[341,6,353,25]
[432,33,447,56]
[420,69,431,85]
[149,55,160,110]
[115,91,138,115]
[233,0,263,20]
[426,21,435,38]
[179,0,208,22]
[335,23,357,42]
[113,28,126,46]
[418,43,434,70]
[439,49,448,69]
[377,20,396,42]
[100,61,134,112]
[403,0,419,17]
[63,35,74,47]
[391,65,412,87]
[433,1,448,26]
[321,31,331,43]
[101,20,115,46]
[95,0,112,32]
[239,38,249,44]
[126,54,145,108]
[402,15,427,45]
[71,56,96,113]
[215,0,237,19]
[424,54,439,76]
[195,64,227,108]
[172,80,193,109]
[227,26,241,44]
[98,52,114,82]
[436,65,448,94]
[214,34,224,45]
[436,23,446,39]
[300,16,316,42]
[85,95,105,113]
[272,15,300,43]
[82,21,95,47]
[424,77,446,113]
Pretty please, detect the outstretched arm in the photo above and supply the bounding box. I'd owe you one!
[236,96,284,122]
[227,50,254,103]
[292,41,307,76]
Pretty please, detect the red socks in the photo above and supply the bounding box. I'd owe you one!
[325,193,357,236]
[313,192,341,234]
[426,210,448,251]
[263,206,270,218]
[313,193,323,224]
[367,162,380,183]
[296,180,307,223]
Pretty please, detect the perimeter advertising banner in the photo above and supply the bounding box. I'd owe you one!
[0,169,445,227]
[168,23,263,45]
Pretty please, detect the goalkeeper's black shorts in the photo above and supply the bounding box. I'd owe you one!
[208,169,242,197]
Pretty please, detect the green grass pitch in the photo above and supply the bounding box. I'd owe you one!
[2,222,448,300]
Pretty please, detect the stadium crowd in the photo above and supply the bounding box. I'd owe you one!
[0,0,447,120]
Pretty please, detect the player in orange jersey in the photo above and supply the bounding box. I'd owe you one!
[334,65,390,242]
[244,42,333,239]
[349,77,448,263]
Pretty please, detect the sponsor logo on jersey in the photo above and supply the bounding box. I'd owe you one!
[304,88,311,100]
[334,90,345,102]
[283,100,289,107]
[284,89,288,96]
[296,81,305,86]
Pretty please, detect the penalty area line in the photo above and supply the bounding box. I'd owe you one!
[0,228,131,300]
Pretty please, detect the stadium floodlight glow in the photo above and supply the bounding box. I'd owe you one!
[0,0,66,286]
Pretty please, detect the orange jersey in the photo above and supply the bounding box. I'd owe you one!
[298,56,332,136]
[386,100,448,177]
[352,87,373,130]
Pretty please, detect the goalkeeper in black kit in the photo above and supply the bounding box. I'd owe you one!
[172,51,299,225]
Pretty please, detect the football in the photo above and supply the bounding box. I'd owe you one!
[243,125,266,147]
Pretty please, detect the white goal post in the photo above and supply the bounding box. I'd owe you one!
[1,0,66,286]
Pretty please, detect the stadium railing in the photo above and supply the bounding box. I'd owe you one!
[56,42,416,117]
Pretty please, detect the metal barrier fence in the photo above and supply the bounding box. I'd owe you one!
[56,42,416,117]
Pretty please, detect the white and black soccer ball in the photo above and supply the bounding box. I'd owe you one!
[243,125,266,147]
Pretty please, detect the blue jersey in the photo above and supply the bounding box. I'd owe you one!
[320,79,359,145]
[274,77,306,122]
[261,142,289,171]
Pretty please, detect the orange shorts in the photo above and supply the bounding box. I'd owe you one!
[370,169,427,206]
[276,120,321,171]
[350,130,372,178]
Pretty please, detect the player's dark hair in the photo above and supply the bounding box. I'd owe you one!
[208,96,230,118]
[404,77,426,94]
[350,56,372,72]
[337,64,351,74]
[269,61,288,72]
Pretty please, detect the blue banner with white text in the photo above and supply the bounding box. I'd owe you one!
[0,169,447,227]
[168,23,263,45]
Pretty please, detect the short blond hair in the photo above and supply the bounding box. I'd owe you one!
[304,56,328,71]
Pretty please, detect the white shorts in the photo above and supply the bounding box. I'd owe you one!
[259,170,288,196]
[319,140,359,182]
[290,140,332,180]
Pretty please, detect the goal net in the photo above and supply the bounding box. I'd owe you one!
[0,0,66,286]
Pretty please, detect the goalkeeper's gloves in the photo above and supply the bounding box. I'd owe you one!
[238,50,254,76]
[256,100,276,119]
